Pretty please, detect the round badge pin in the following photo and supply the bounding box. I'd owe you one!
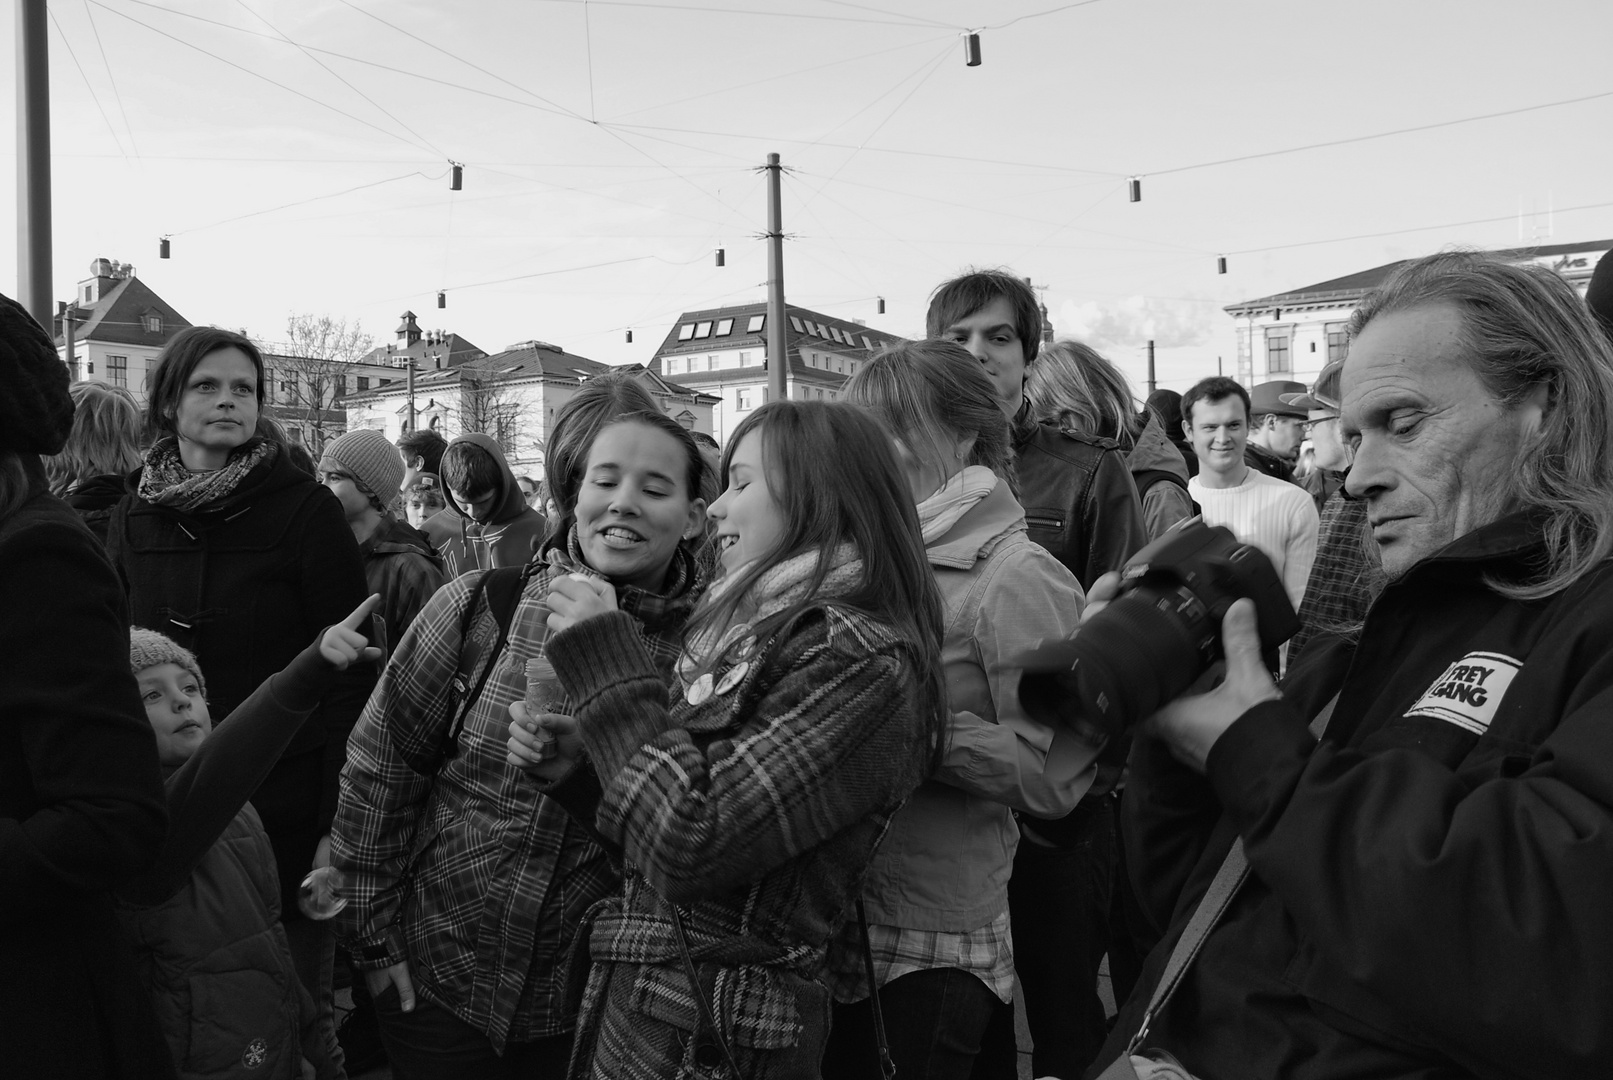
[686,672,715,705]
[715,661,750,696]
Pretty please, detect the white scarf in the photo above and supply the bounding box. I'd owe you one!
[914,465,998,543]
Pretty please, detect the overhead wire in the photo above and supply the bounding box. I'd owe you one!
[86,0,442,159]
[814,0,959,31]
[48,6,130,162]
[1225,199,1613,258]
[584,0,598,121]
[82,0,140,159]
[172,170,446,236]
[982,0,1111,31]
[530,0,967,30]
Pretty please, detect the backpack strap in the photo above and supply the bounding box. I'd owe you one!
[443,562,534,759]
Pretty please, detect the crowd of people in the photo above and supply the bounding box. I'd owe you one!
[5,247,1613,1080]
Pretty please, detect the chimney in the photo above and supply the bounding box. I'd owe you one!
[79,257,121,304]
[396,311,422,347]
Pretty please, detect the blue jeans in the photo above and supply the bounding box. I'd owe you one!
[372,983,572,1080]
[823,967,1012,1080]
[1009,797,1117,1079]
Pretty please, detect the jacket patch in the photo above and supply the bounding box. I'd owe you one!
[1404,651,1522,735]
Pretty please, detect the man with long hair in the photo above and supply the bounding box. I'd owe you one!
[1100,251,1613,1079]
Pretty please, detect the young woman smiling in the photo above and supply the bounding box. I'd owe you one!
[331,408,710,1077]
[104,326,373,1065]
[510,401,947,1079]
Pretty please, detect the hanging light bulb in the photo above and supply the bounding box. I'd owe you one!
[877,296,886,315]
[964,33,981,66]
[159,237,171,259]
[1128,177,1142,203]
[437,290,446,309]
[450,163,463,191]
[1217,255,1228,274]
[715,248,725,267]
[625,329,634,343]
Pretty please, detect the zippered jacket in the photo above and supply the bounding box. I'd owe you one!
[1105,511,1613,1079]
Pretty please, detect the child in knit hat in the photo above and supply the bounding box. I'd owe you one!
[117,597,382,1080]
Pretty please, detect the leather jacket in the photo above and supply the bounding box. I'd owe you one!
[1011,404,1147,591]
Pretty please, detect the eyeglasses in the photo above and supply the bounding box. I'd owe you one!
[1302,415,1339,431]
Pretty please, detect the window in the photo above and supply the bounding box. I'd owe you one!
[1325,322,1349,362]
[815,389,825,400]
[747,314,765,333]
[678,324,696,342]
[861,335,875,350]
[847,361,857,376]
[739,351,752,365]
[815,323,829,338]
[715,318,734,336]
[835,357,844,373]
[737,388,755,410]
[107,355,127,388]
[336,374,348,396]
[1265,330,1291,375]
[144,315,162,333]
[666,357,685,375]
[789,316,805,333]
[694,321,713,339]
[263,370,275,401]
[358,376,370,391]
[716,353,740,370]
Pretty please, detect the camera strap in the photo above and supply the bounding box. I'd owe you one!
[1113,692,1340,1067]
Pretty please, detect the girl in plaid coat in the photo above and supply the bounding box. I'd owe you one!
[512,401,948,1079]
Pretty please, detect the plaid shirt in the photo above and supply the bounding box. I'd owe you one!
[1290,488,1377,662]
[330,546,701,1050]
[825,908,1016,1005]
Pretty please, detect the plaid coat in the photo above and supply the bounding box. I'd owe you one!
[330,548,701,1050]
[545,604,934,1079]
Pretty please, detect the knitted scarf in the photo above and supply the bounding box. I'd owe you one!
[676,542,862,686]
[914,465,998,544]
[137,436,277,513]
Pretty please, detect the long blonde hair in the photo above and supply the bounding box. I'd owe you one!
[1028,340,1140,445]
[44,382,144,496]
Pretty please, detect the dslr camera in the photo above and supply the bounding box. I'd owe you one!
[1019,520,1300,740]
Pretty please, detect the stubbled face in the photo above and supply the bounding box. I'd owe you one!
[1342,303,1542,579]
[709,429,788,576]
[139,662,211,769]
[939,297,1029,418]
[173,347,258,467]
[1185,395,1249,478]
[1256,414,1307,460]
[574,421,705,590]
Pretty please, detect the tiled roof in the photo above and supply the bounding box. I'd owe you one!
[341,340,614,403]
[53,276,192,347]
[1225,239,1613,315]
[649,301,906,376]
[358,332,487,368]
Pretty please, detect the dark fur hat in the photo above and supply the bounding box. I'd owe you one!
[0,291,74,454]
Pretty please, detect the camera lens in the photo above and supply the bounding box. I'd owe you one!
[1020,585,1214,739]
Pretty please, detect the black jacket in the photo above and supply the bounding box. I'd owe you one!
[359,515,445,652]
[1103,511,1613,1079]
[1,487,173,1078]
[1011,408,1147,592]
[1243,440,1297,485]
[106,444,374,918]
[65,471,132,545]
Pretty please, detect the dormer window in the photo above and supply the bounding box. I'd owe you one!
[145,315,162,333]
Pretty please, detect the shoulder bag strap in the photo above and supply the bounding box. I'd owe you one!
[670,902,745,1078]
[1123,691,1340,1056]
[856,898,898,1080]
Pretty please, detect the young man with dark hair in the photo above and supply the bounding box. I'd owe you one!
[927,268,1147,1079]
[435,434,546,577]
[396,428,448,493]
[1183,375,1318,610]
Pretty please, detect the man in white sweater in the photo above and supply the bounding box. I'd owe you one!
[1182,376,1319,608]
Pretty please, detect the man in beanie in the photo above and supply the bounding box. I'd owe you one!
[1244,379,1309,484]
[0,290,172,1077]
[319,429,444,653]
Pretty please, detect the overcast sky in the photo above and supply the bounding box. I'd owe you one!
[4,0,1611,393]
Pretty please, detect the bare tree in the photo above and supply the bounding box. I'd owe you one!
[257,315,377,458]
[457,362,526,459]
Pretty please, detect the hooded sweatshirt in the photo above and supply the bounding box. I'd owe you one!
[1126,415,1197,541]
[433,433,547,578]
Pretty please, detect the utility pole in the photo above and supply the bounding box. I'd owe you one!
[406,360,417,433]
[17,0,53,327]
[763,153,788,404]
[1147,340,1156,394]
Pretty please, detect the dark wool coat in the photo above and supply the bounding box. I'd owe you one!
[545,605,933,1080]
[106,445,374,916]
[0,488,172,1079]
[358,514,445,652]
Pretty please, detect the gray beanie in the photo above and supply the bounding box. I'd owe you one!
[129,627,206,697]
[322,428,405,503]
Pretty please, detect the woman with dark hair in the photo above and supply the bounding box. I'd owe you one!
[831,343,1093,1079]
[105,324,371,1068]
[511,400,947,1079]
[0,291,170,1078]
[334,407,709,1076]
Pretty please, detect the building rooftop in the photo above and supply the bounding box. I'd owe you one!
[649,300,906,379]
